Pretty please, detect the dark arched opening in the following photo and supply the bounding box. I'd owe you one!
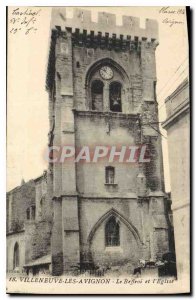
[13,242,19,269]
[26,208,30,220]
[109,82,122,112]
[31,205,36,220]
[91,80,104,111]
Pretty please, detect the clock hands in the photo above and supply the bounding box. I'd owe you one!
[100,66,113,79]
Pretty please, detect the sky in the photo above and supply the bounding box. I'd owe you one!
[7,6,188,191]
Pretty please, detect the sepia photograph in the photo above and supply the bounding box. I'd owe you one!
[6,5,190,294]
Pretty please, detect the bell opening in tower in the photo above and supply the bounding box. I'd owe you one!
[109,82,122,112]
[91,80,104,111]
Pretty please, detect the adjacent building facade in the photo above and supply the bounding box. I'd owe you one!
[7,8,172,276]
[162,78,190,283]
[6,173,52,275]
[7,180,35,273]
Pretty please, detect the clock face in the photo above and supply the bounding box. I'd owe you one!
[100,66,113,80]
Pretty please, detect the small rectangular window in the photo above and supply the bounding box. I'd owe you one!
[105,166,115,184]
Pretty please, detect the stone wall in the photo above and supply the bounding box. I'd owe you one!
[75,113,140,196]
[25,174,53,263]
[25,220,52,263]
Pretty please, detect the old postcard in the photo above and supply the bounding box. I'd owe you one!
[6,6,190,294]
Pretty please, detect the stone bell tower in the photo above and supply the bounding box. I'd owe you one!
[46,7,169,275]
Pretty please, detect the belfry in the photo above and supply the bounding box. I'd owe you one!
[45,8,170,275]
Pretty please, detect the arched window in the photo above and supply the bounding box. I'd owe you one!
[91,80,104,111]
[13,242,19,269]
[109,82,122,112]
[26,208,30,220]
[105,166,115,184]
[40,198,43,216]
[105,216,120,246]
[31,205,36,220]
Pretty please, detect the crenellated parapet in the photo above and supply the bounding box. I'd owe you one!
[46,7,159,90]
[50,7,158,42]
